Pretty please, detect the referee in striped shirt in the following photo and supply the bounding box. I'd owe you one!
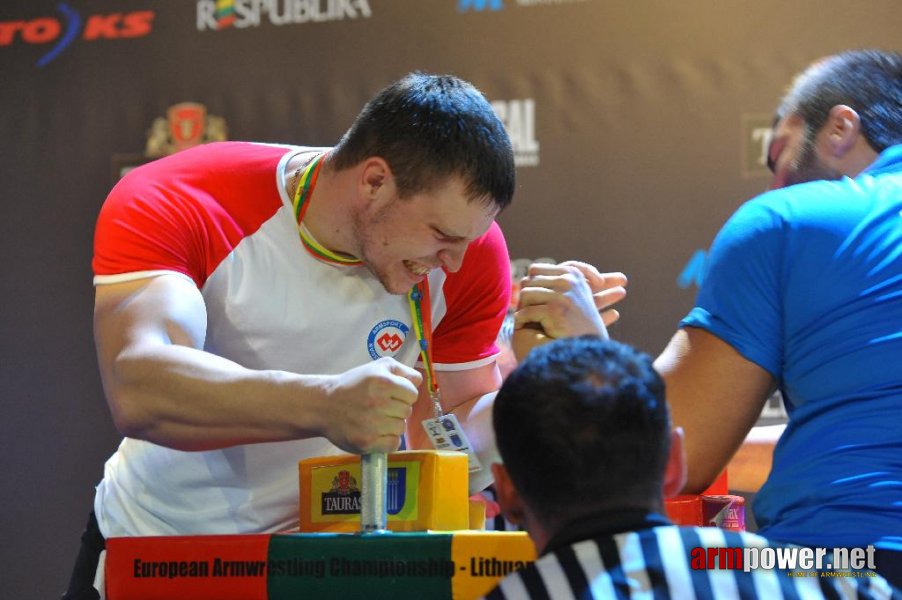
[483,337,899,599]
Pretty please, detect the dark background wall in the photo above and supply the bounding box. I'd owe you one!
[1,1,899,597]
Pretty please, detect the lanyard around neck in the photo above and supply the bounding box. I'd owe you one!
[291,152,362,266]
[408,280,442,418]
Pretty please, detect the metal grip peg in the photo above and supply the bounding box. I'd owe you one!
[360,452,388,533]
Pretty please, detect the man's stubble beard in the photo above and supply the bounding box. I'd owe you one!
[785,125,844,187]
[350,204,402,295]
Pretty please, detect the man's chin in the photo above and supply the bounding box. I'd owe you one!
[366,262,424,295]
[372,270,412,295]
[382,281,412,295]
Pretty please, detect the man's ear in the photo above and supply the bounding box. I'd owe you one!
[824,104,861,158]
[662,427,688,499]
[491,463,526,526]
[359,157,393,202]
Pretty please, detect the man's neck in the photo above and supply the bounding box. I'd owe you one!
[536,504,669,555]
[838,138,880,178]
[287,152,358,258]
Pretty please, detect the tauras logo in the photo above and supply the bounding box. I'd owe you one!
[322,493,361,514]
[197,0,372,31]
[491,99,540,168]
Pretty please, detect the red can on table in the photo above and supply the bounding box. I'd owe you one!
[701,495,746,531]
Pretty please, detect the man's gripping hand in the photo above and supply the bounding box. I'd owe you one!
[321,358,423,454]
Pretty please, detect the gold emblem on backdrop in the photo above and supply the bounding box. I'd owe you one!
[111,102,229,183]
[145,102,228,158]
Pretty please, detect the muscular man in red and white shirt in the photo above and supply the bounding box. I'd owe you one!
[64,73,524,600]
[92,140,512,537]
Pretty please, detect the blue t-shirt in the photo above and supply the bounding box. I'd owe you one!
[681,145,902,551]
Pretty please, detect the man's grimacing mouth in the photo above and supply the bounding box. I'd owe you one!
[403,260,431,276]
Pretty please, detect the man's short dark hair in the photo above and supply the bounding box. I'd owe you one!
[776,49,902,152]
[493,336,671,525]
[329,72,515,210]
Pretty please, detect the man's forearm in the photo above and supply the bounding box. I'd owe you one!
[103,343,330,451]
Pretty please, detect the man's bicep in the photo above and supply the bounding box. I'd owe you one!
[94,274,208,375]
[655,327,776,493]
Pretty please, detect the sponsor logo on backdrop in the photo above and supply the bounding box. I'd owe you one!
[0,2,154,67]
[458,0,504,10]
[145,103,228,158]
[742,113,774,178]
[458,0,590,11]
[516,0,591,5]
[677,249,706,289]
[491,99,540,168]
[112,102,228,182]
[197,0,372,31]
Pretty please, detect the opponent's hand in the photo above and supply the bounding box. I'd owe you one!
[560,261,628,328]
[515,261,628,339]
[321,358,422,454]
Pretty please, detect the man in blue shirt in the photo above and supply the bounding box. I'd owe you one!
[514,49,902,585]
[485,337,899,598]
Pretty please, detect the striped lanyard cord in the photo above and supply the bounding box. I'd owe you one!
[408,281,442,420]
[291,151,362,266]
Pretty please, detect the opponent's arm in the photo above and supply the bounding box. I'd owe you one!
[95,274,420,453]
[727,424,783,493]
[653,327,776,493]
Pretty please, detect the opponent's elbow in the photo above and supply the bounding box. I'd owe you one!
[682,471,718,495]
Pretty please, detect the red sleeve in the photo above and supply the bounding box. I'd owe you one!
[92,142,287,288]
[432,221,511,365]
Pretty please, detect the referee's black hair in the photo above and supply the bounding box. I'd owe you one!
[493,336,671,525]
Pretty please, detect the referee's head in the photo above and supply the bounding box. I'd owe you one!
[491,336,687,550]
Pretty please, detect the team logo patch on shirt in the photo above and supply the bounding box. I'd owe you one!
[367,320,410,360]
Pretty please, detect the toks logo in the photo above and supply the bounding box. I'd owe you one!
[0,3,154,67]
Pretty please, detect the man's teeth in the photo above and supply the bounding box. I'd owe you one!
[405,261,430,276]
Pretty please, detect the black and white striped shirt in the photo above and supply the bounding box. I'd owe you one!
[483,525,900,599]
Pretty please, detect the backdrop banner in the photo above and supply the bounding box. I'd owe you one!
[2,1,898,596]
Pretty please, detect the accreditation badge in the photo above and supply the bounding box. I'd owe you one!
[421,414,483,474]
